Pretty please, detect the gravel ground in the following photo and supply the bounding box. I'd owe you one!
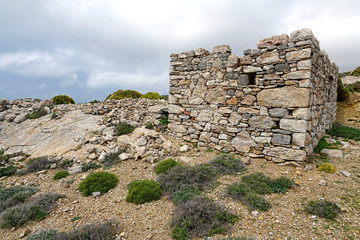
[1,139,360,240]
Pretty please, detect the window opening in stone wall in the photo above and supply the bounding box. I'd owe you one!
[240,73,256,86]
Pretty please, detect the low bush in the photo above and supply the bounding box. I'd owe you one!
[126,179,161,204]
[82,162,101,172]
[28,107,48,119]
[244,192,271,211]
[0,165,17,177]
[0,193,63,228]
[18,157,56,175]
[241,172,273,195]
[52,95,75,104]
[159,114,169,127]
[154,158,180,175]
[172,187,201,205]
[106,89,142,100]
[337,78,349,102]
[171,197,237,239]
[59,159,73,169]
[78,172,118,197]
[25,221,118,240]
[0,151,10,165]
[326,123,360,141]
[209,154,246,175]
[102,149,126,167]
[318,163,336,173]
[0,186,37,213]
[53,171,70,180]
[304,199,340,219]
[115,122,135,136]
[157,164,218,197]
[313,137,337,153]
[270,176,294,194]
[141,92,162,100]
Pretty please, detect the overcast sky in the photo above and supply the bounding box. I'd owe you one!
[0,0,359,103]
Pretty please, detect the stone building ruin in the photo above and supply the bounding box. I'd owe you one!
[168,28,338,164]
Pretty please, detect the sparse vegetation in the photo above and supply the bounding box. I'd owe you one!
[304,199,340,219]
[0,165,17,177]
[154,158,180,175]
[337,77,349,102]
[126,179,162,204]
[78,172,118,197]
[102,149,126,167]
[171,197,237,239]
[141,92,162,100]
[159,114,169,127]
[53,171,70,180]
[18,157,56,175]
[318,163,336,173]
[82,162,101,172]
[28,107,48,119]
[106,89,142,100]
[0,186,37,213]
[326,123,360,141]
[145,123,154,129]
[115,122,135,136]
[172,187,201,205]
[59,159,73,169]
[313,137,337,153]
[0,193,63,228]
[209,155,246,175]
[24,221,118,240]
[52,95,75,104]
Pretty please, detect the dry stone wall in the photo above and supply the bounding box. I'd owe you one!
[168,28,338,164]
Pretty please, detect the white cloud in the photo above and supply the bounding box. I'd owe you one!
[36,84,47,91]
[60,73,78,87]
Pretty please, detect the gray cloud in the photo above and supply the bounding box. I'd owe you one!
[0,0,359,102]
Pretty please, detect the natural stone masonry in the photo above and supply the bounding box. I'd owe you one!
[168,28,338,164]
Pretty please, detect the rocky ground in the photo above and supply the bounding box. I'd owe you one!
[0,96,360,240]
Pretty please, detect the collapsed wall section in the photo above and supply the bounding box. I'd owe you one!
[168,28,338,164]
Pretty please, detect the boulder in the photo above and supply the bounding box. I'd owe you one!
[320,149,343,158]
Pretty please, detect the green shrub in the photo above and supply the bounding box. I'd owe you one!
[0,151,10,165]
[350,66,360,76]
[270,176,294,194]
[327,123,360,141]
[313,137,337,153]
[78,172,118,197]
[304,200,340,219]
[0,165,17,177]
[159,114,169,127]
[172,187,202,205]
[28,107,47,119]
[141,92,162,100]
[126,179,161,204]
[82,162,101,172]
[244,193,271,211]
[145,123,154,129]
[241,172,272,195]
[88,100,101,104]
[59,159,73,169]
[52,95,75,104]
[337,78,349,102]
[54,221,118,239]
[106,89,142,100]
[226,182,250,199]
[209,154,246,175]
[53,171,70,180]
[154,158,180,175]
[0,186,37,213]
[157,164,218,197]
[0,193,62,228]
[115,122,135,136]
[171,197,237,239]
[102,149,126,167]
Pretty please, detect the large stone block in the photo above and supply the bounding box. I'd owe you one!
[257,86,310,108]
[168,123,186,133]
[290,28,315,42]
[231,131,257,153]
[243,66,262,73]
[257,34,289,49]
[286,49,311,61]
[249,115,276,129]
[263,146,307,161]
[280,119,307,133]
[256,52,281,64]
[283,70,311,80]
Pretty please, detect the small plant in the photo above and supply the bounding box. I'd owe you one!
[159,114,169,127]
[171,197,237,239]
[154,158,180,175]
[241,172,273,195]
[24,229,57,240]
[106,89,142,100]
[115,122,135,136]
[209,154,246,175]
[52,95,75,104]
[0,165,17,177]
[102,150,126,167]
[89,100,101,104]
[304,199,340,219]
[313,137,337,153]
[28,107,48,119]
[141,92,162,100]
[53,170,70,180]
[145,123,154,129]
[60,159,73,169]
[0,151,10,165]
[82,162,100,172]
[327,123,360,141]
[172,187,201,205]
[318,163,336,173]
[0,193,63,228]
[270,176,294,194]
[244,192,271,211]
[126,179,161,204]
[78,172,118,197]
[71,216,81,222]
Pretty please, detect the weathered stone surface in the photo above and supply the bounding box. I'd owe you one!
[243,66,262,73]
[286,49,311,61]
[213,45,231,53]
[168,104,184,114]
[231,131,257,153]
[280,119,307,133]
[341,76,360,85]
[168,123,186,133]
[269,108,288,117]
[249,116,276,129]
[297,60,312,70]
[290,28,315,42]
[197,110,213,122]
[283,70,311,80]
[292,133,309,147]
[205,87,226,104]
[320,149,344,158]
[264,147,307,161]
[257,34,289,49]
[257,86,310,108]
[241,95,256,105]
[256,52,281,64]
[292,108,310,120]
[271,134,291,145]
[13,113,29,124]
[189,97,204,105]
